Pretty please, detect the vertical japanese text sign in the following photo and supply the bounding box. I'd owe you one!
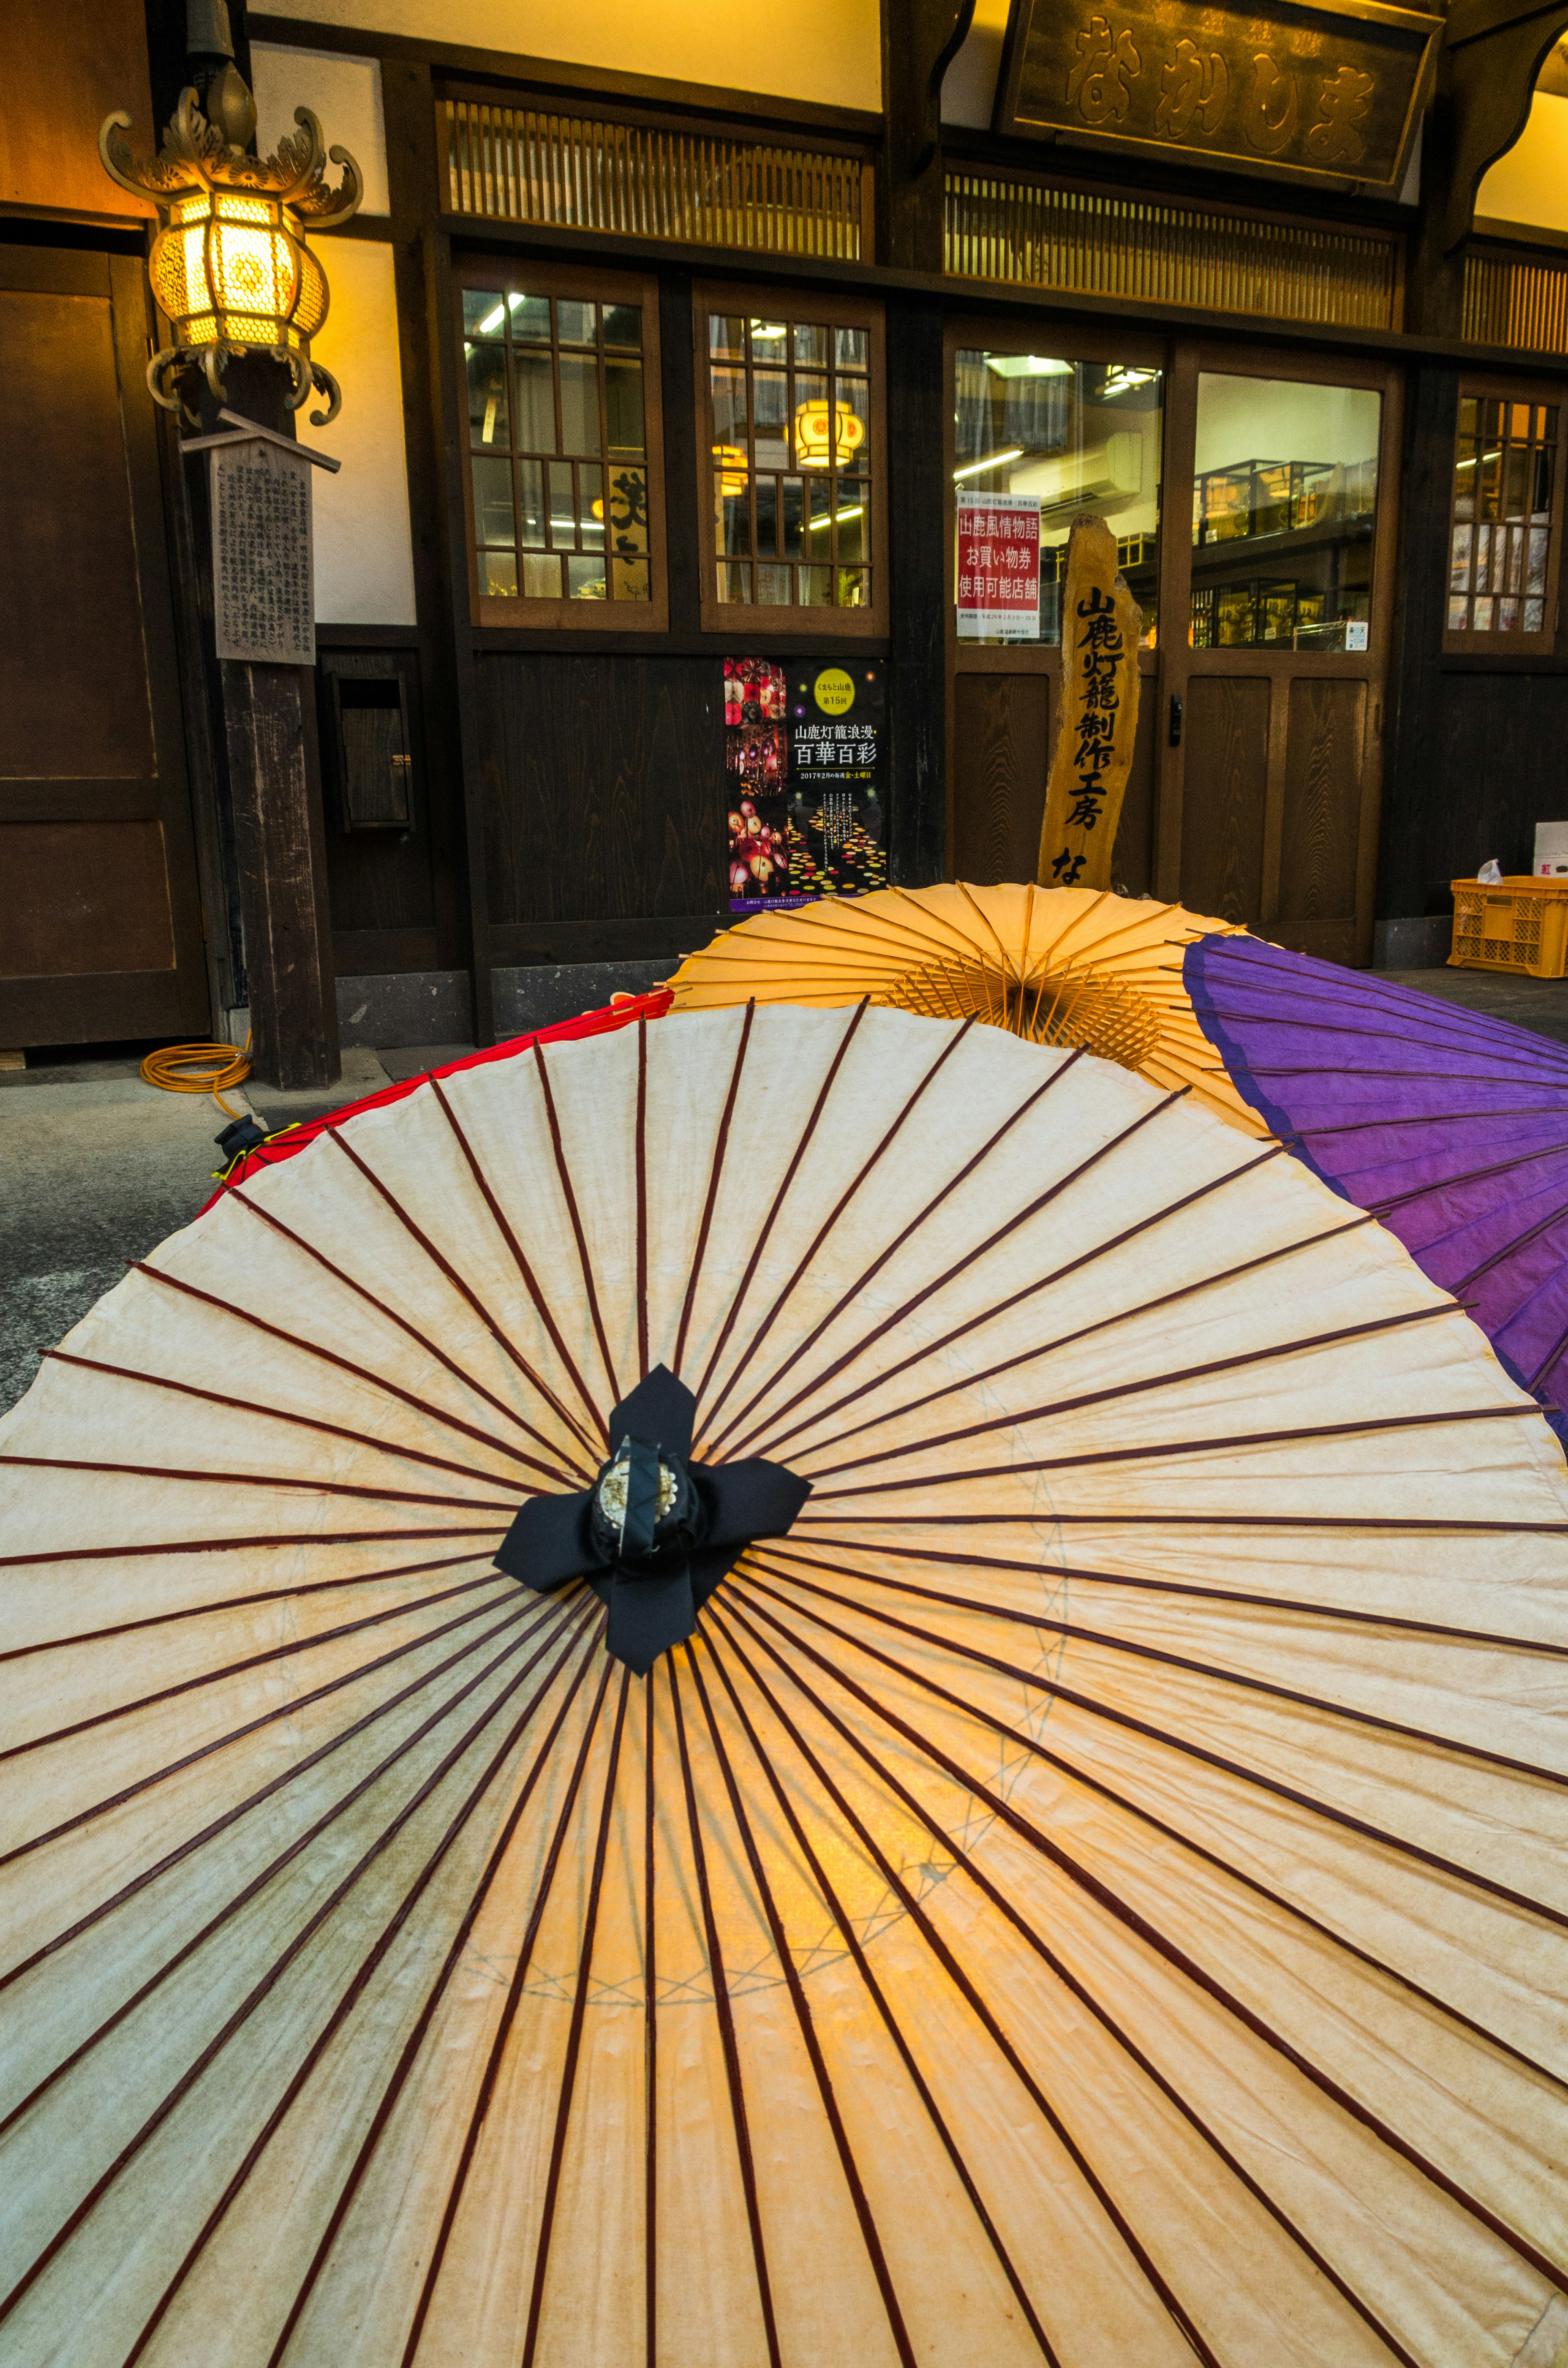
[1036,515,1142,892]
[210,439,316,667]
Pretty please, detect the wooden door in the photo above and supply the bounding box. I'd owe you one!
[1155,343,1402,965]
[945,322,1165,894]
[0,245,208,1048]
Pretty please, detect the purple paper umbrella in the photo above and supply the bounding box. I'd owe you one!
[1184,931,1568,1449]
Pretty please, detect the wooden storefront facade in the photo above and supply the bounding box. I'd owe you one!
[7,0,1568,1062]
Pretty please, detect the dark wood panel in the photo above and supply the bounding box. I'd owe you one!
[1180,677,1270,926]
[320,651,437,936]
[1111,666,1158,898]
[887,297,947,886]
[952,673,1049,884]
[0,285,155,781]
[1,0,156,222]
[333,928,441,973]
[0,820,174,977]
[490,915,725,963]
[0,970,189,1044]
[1277,678,1366,930]
[0,779,159,822]
[477,655,726,927]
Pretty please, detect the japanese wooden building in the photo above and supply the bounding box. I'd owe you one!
[6,0,1568,1073]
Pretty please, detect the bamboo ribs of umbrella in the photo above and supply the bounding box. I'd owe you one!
[662,881,1268,1136]
[3,1005,1568,2365]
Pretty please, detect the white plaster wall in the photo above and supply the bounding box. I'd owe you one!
[301,239,419,626]
[252,44,390,215]
[1477,89,1568,232]
[258,0,882,113]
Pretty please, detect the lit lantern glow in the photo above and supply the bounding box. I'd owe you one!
[100,88,360,425]
[793,398,866,470]
[711,443,749,497]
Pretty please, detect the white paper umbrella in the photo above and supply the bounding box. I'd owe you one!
[3,1003,1568,2368]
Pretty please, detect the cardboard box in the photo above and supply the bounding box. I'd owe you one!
[1535,822,1568,876]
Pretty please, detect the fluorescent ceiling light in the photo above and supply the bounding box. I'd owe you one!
[986,355,1074,379]
[478,303,506,334]
[953,448,1024,481]
[806,506,864,530]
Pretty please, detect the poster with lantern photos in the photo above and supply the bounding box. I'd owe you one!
[725,657,886,915]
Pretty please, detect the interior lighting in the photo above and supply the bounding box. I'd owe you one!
[985,355,1074,379]
[795,399,866,469]
[953,447,1024,481]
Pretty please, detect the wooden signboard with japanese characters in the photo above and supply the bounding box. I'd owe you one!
[1036,517,1141,894]
[993,0,1439,192]
[210,438,316,667]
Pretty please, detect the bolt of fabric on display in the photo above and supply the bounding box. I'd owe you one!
[1036,513,1143,893]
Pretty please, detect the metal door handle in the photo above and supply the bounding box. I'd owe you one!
[1169,693,1183,747]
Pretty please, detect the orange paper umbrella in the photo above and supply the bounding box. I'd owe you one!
[665,882,1265,1133]
[2,1005,1568,2366]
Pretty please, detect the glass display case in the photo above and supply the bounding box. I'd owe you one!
[1189,376,1381,652]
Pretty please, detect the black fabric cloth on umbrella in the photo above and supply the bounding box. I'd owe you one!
[496,1364,811,1673]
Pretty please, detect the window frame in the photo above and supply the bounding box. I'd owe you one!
[455,255,668,634]
[693,279,887,638]
[1442,373,1566,658]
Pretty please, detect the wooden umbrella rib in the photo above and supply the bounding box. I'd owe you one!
[1277,1103,1568,1145]
[667,1654,784,2368]
[708,1603,1426,2368]
[0,1522,504,1574]
[396,1652,617,2368]
[807,1403,1543,1504]
[0,1580,528,1882]
[691,1000,869,1415]
[529,1040,622,1407]
[0,1598,586,2143]
[1369,1135,1568,1216]
[227,1191,589,1475]
[697,1011,976,1447]
[0,1545,485,1667]
[520,1668,632,2368]
[799,1533,1568,1666]
[0,1569,510,1770]
[813,1509,1568,1536]
[635,1019,651,1382]
[673,1002,755,1379]
[742,1573,1568,1941]
[730,1593,1568,2300]
[426,1075,609,1455]
[1448,1196,1568,1293]
[708,1601,1227,2368]
[0,1452,517,1518]
[0,1610,606,2342]
[38,1353,521,1490]
[728,1081,1194,1462]
[1526,1307,1568,1396]
[739,1549,1568,2101]
[805,1301,1474,1485]
[328,1124,612,1454]
[259,1621,605,2368]
[755,1547,1568,1793]
[702,1030,1071,1454]
[750,1144,1296,1464]
[132,1255,581,1486]
[1194,1001,1568,1065]
[698,1625,1064,2368]
[643,1670,658,2368]
[121,1617,604,2368]
[683,1645,920,2368]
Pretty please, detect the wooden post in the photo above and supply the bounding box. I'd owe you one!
[1036,517,1142,893]
[187,354,341,1088]
[879,0,976,271]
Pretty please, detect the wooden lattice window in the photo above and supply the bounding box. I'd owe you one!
[696,283,885,635]
[1445,385,1564,653]
[458,259,667,631]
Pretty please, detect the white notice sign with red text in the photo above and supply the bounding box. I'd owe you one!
[956,489,1041,641]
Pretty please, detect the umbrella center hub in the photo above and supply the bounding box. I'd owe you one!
[590,1434,705,1576]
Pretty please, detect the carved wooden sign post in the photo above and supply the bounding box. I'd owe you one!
[184,410,340,666]
[1036,514,1142,894]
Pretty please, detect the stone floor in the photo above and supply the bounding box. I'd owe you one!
[5,958,1568,1417]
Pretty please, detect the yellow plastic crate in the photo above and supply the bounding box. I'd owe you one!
[1449,876,1568,978]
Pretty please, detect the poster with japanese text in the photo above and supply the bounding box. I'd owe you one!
[786,662,887,902]
[956,490,1041,642]
[724,659,889,914]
